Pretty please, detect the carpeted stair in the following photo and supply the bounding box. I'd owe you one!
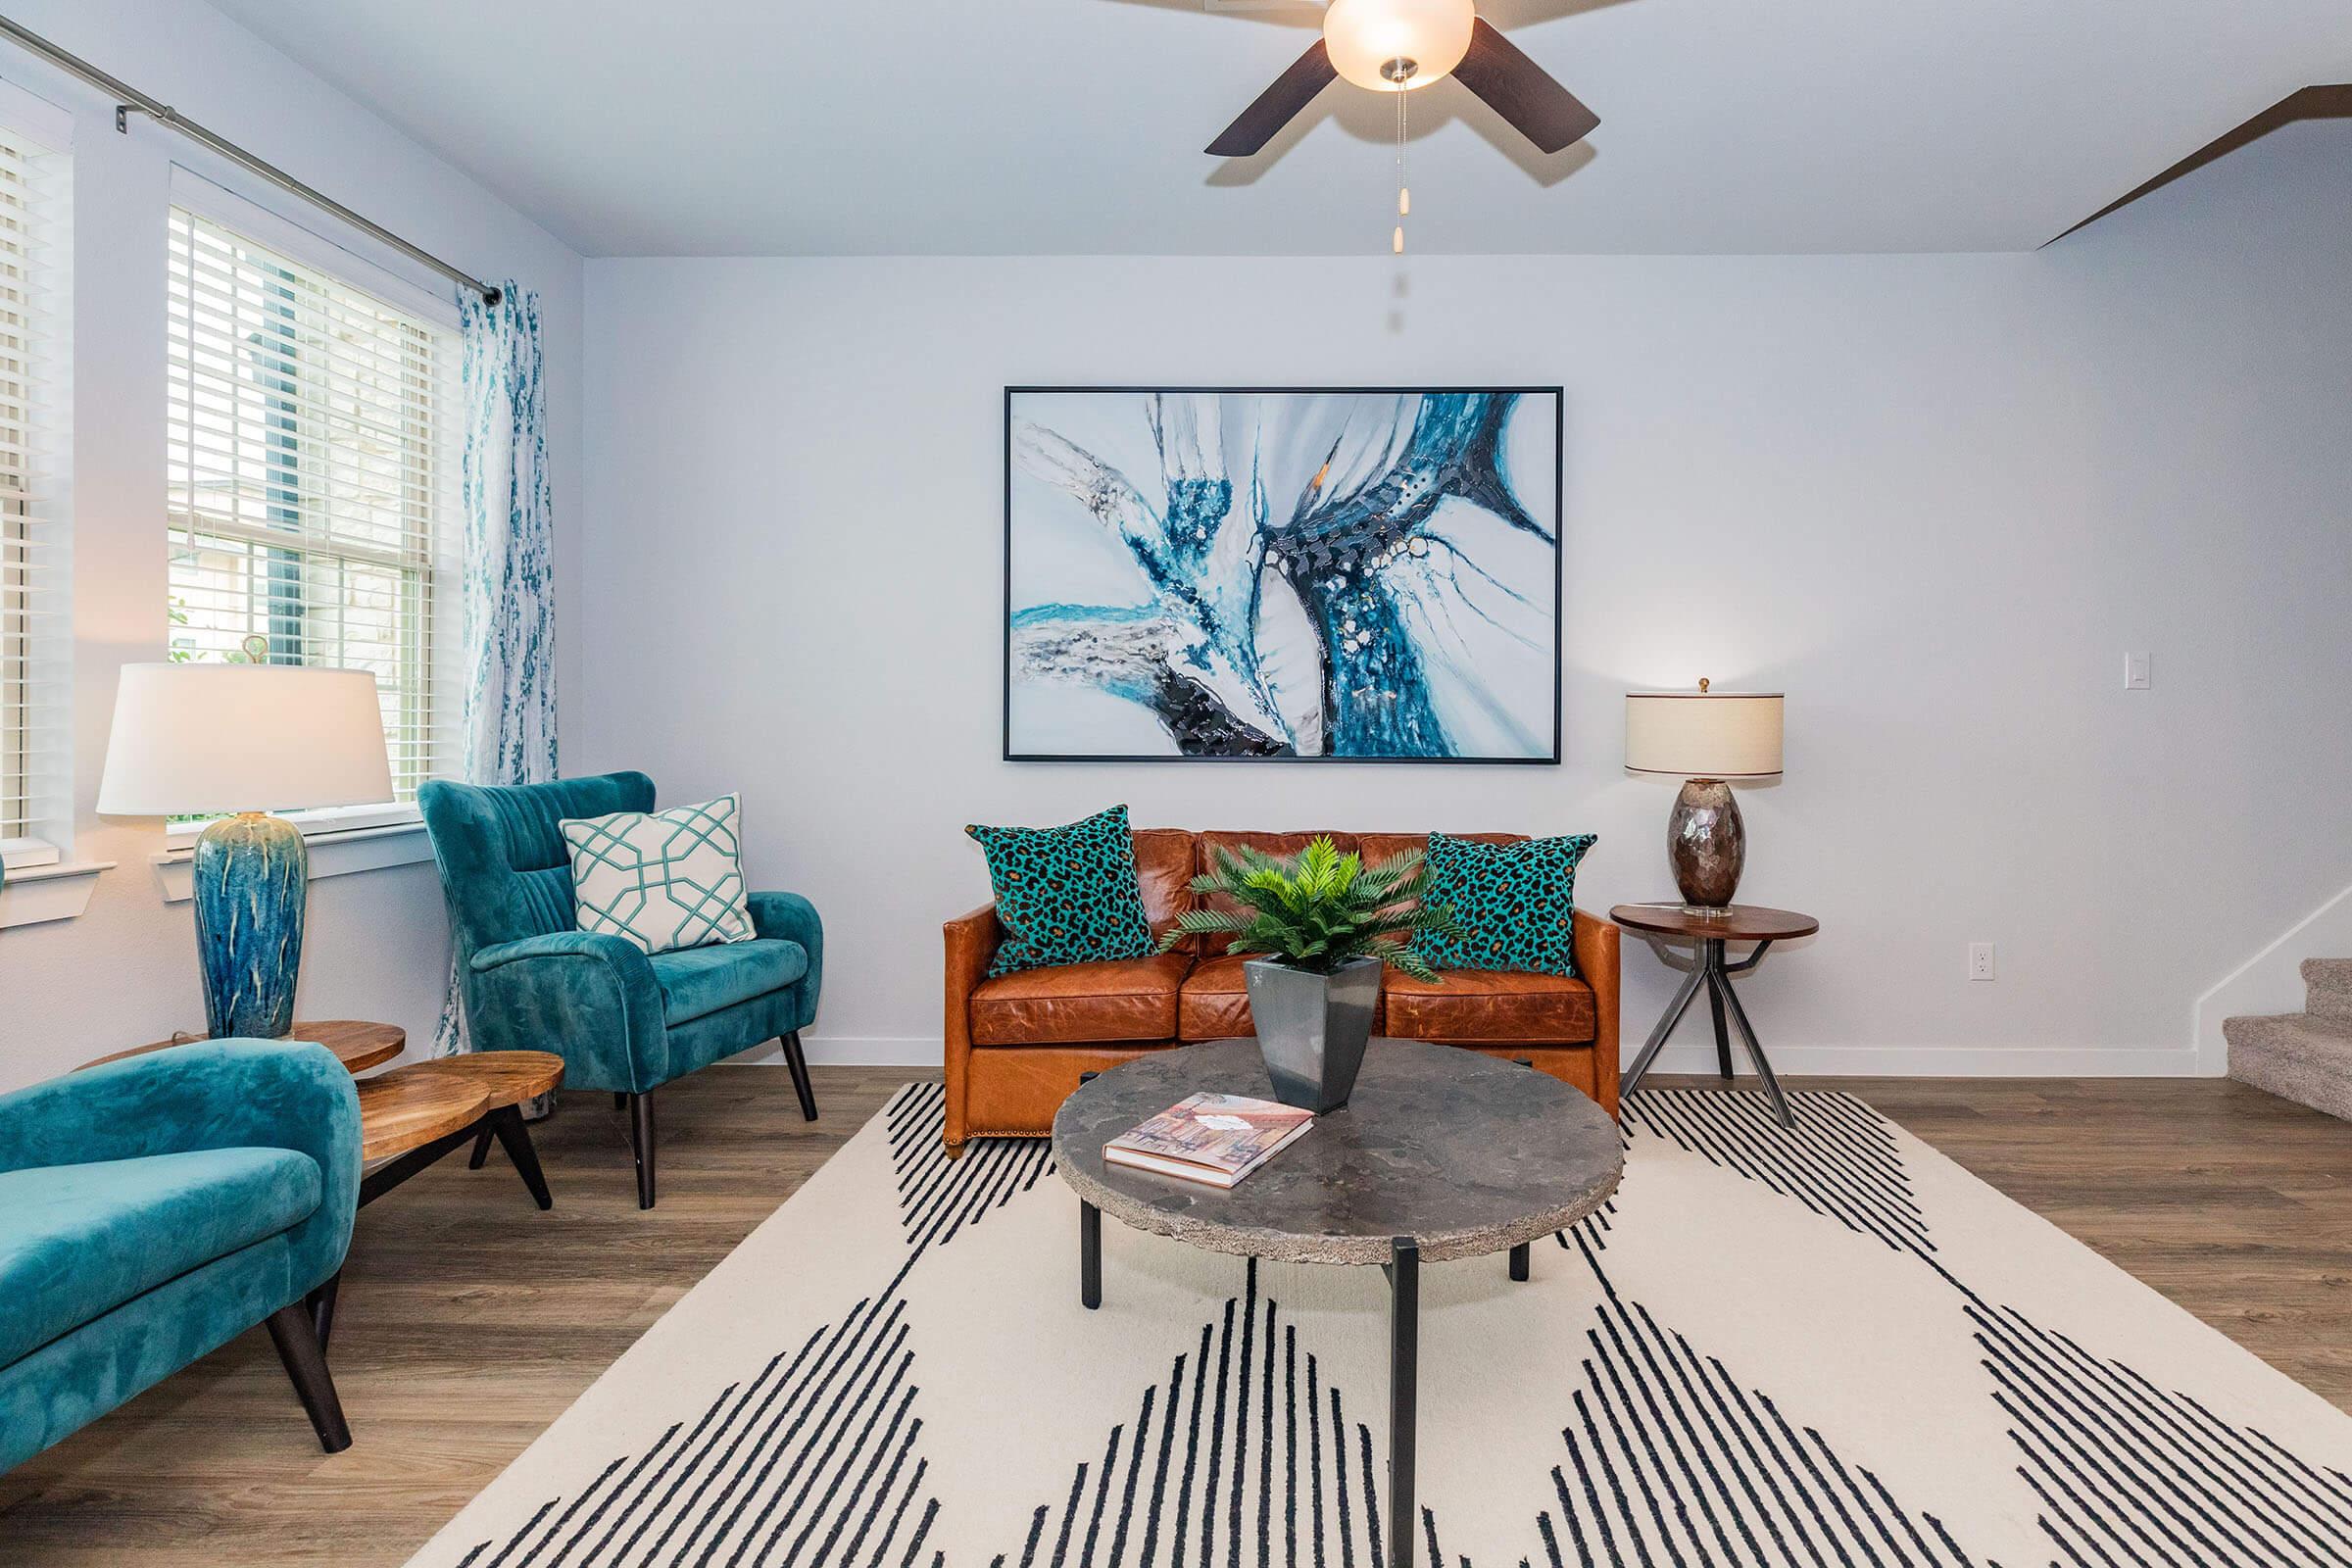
[2227,958,2352,1120]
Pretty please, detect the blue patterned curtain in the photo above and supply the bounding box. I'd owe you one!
[431,282,558,1056]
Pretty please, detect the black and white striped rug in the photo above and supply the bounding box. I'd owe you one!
[406,1084,2352,1568]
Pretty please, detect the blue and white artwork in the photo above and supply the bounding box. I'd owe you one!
[1004,387,1560,761]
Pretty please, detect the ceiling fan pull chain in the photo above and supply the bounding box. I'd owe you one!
[1393,82,1408,254]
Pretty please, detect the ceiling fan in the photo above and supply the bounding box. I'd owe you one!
[1205,0,1600,159]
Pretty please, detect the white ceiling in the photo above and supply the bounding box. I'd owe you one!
[203,0,2352,258]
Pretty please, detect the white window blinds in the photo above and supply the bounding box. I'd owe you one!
[0,122,69,859]
[167,207,459,807]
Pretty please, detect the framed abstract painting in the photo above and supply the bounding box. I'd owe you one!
[1004,386,1562,762]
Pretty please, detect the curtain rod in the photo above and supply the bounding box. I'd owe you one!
[0,13,501,306]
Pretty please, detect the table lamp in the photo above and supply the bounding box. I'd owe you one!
[1624,679,1785,911]
[98,652,394,1039]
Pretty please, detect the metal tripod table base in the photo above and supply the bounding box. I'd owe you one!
[1621,935,1794,1126]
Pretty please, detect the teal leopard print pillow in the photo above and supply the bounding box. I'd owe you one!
[966,805,1155,977]
[1419,830,1598,977]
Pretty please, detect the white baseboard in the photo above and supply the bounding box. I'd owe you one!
[727,1036,942,1068]
[1642,1041,2197,1078]
[722,1037,2202,1077]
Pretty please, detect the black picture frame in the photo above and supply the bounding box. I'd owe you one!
[1003,385,1564,765]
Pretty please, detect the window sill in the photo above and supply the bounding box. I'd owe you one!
[1,837,66,872]
[151,819,435,904]
[164,803,423,845]
[0,859,117,929]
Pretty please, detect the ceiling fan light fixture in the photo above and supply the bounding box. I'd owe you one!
[1322,0,1476,93]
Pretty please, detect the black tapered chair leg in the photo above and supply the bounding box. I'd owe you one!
[490,1104,555,1209]
[308,1270,342,1352]
[628,1091,658,1209]
[467,1125,494,1169]
[265,1301,352,1452]
[613,1092,626,1111]
[781,1030,818,1122]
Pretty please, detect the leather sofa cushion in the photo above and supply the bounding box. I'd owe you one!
[651,938,809,1024]
[1179,953,1253,1040]
[1132,828,1198,947]
[1179,954,1388,1041]
[0,1147,323,1367]
[971,952,1192,1045]
[1382,968,1596,1044]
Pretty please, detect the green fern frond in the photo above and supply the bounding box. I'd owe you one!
[1172,907,1251,933]
[1368,939,1442,983]
[1415,899,1467,942]
[1158,838,1458,981]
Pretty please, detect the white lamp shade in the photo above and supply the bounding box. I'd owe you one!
[97,663,396,817]
[1625,690,1785,779]
[1323,0,1476,91]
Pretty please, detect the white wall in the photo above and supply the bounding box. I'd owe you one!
[572,121,2352,1076]
[0,0,583,1090]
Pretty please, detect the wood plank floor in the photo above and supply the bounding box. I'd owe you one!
[3,1067,2348,1566]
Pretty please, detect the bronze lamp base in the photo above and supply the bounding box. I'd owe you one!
[1667,777,1744,910]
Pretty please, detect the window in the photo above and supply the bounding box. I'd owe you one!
[0,120,68,864]
[166,207,458,812]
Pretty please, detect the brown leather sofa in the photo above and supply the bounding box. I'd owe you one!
[943,829,1620,1150]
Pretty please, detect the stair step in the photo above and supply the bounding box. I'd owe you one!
[2303,958,2352,1022]
[2226,1011,2352,1121]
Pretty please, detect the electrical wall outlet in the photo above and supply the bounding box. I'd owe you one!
[1968,942,1996,982]
[2125,652,2151,690]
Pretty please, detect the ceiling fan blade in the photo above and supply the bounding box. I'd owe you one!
[1206,39,1338,156]
[1451,18,1599,154]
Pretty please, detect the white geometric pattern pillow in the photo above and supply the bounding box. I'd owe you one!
[561,794,756,955]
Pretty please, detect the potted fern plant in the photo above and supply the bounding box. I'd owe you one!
[1159,837,1461,1111]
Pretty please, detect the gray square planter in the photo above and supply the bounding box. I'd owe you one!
[1244,956,1382,1112]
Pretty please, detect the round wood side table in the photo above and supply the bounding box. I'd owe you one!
[81,1018,407,1075]
[1611,903,1820,1127]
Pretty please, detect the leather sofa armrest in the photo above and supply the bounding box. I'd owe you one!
[1574,906,1623,1116]
[943,903,1004,1148]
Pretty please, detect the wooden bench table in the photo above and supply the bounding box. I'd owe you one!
[318,1046,565,1348]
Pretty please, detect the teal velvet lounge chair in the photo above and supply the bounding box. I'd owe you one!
[0,1040,360,1472]
[418,771,822,1208]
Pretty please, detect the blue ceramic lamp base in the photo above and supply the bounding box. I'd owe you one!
[192,811,309,1039]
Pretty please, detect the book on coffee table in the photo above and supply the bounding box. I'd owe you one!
[1102,1092,1314,1188]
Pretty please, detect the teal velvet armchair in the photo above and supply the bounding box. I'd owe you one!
[0,1040,361,1472]
[418,771,823,1208]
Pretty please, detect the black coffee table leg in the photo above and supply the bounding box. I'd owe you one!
[1509,1242,1531,1281]
[1080,1200,1102,1310]
[1388,1236,1419,1568]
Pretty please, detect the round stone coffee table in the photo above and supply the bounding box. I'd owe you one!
[1054,1037,1623,1568]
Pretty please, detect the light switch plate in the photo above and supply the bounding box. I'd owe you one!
[2125,652,2151,690]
